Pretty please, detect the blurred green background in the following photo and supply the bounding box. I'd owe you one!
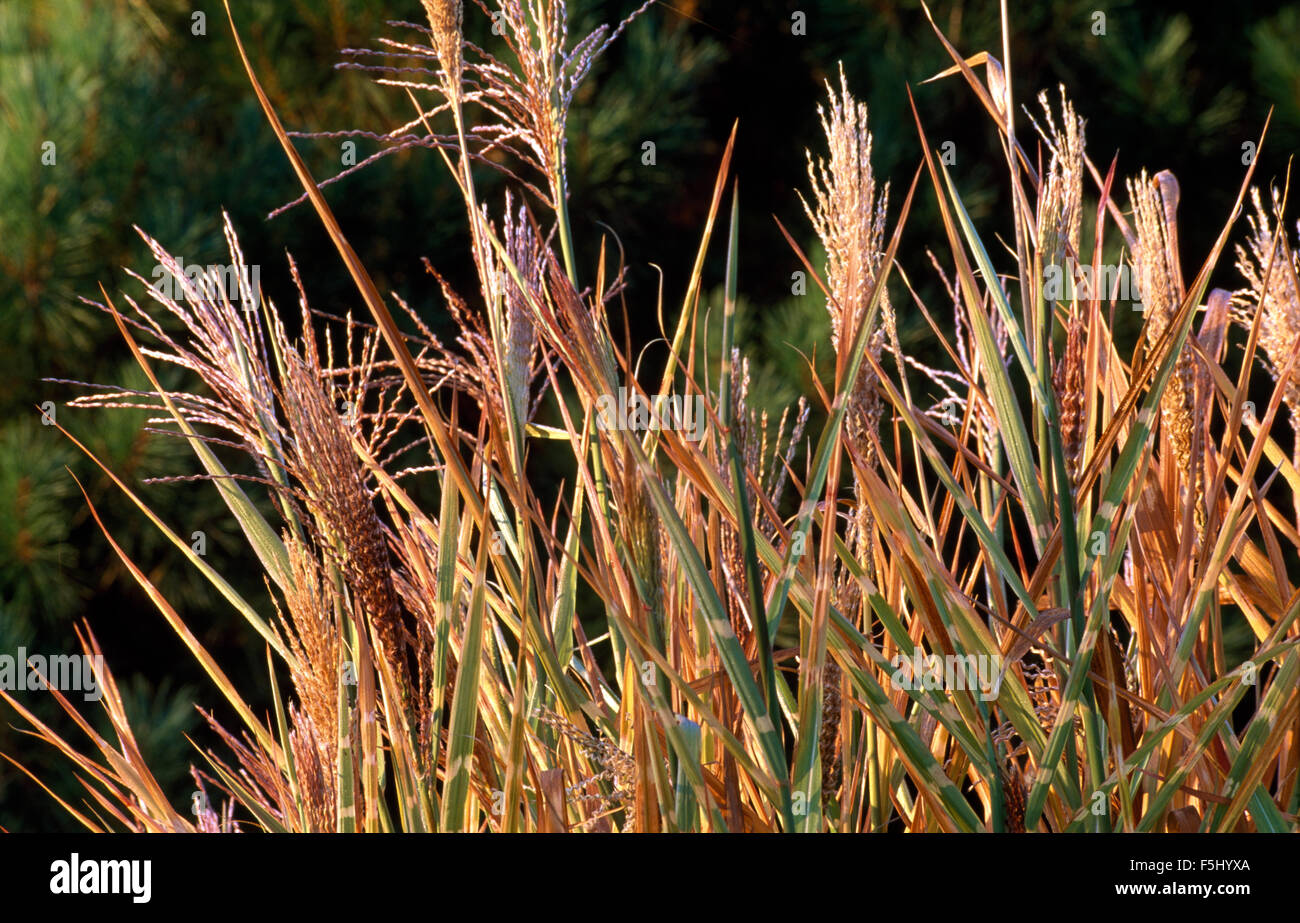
[2,0,1298,830]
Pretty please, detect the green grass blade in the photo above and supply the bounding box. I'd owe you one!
[440,530,490,832]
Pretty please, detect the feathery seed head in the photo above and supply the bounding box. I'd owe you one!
[422,0,463,91]
[1035,87,1085,274]
[281,351,408,689]
[1129,169,1197,484]
[1233,186,1300,414]
[801,63,890,474]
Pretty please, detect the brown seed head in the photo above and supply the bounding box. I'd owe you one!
[1130,170,1198,510]
[421,0,463,91]
[1001,760,1027,833]
[282,353,408,689]
[819,660,843,803]
[1053,311,1085,483]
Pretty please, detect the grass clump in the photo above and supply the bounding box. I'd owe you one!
[8,0,1300,833]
